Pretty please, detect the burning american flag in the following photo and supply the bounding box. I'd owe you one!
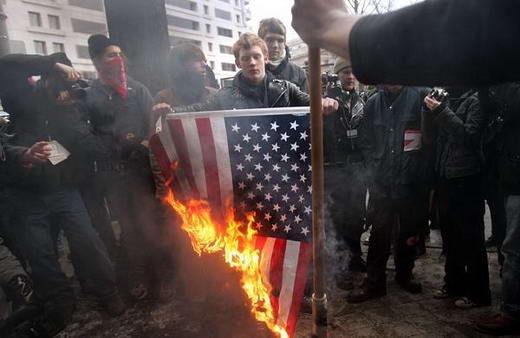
[150,107,312,337]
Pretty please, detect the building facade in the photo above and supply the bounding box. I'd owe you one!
[2,0,251,80]
[287,37,336,74]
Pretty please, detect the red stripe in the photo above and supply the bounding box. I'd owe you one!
[285,241,312,336]
[268,239,287,322]
[149,134,172,185]
[196,118,222,208]
[168,119,200,199]
[254,235,267,253]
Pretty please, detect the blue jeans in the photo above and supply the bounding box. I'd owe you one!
[502,195,520,320]
[12,187,116,307]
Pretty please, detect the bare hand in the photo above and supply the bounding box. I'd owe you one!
[152,103,174,116]
[292,0,360,58]
[322,97,339,114]
[22,141,52,164]
[54,63,81,82]
[424,95,441,111]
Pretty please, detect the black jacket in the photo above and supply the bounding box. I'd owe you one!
[0,54,106,191]
[175,72,310,112]
[429,92,484,179]
[350,0,520,86]
[266,50,308,93]
[484,83,520,195]
[324,88,364,165]
[359,87,431,197]
[85,77,153,165]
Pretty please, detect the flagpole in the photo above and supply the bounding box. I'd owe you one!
[309,47,328,338]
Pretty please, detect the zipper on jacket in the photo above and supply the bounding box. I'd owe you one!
[271,87,288,107]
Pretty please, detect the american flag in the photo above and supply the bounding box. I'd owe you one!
[150,107,312,336]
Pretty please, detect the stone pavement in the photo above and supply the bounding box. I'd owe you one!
[52,209,515,338]
[294,231,508,337]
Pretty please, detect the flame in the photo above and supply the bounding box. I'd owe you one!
[163,189,288,338]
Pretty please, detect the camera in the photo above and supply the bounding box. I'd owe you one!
[67,79,90,100]
[322,72,342,99]
[429,87,449,102]
[321,72,340,87]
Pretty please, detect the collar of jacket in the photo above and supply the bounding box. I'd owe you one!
[232,71,289,107]
[266,50,289,75]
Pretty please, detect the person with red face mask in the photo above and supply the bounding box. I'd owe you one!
[82,34,162,302]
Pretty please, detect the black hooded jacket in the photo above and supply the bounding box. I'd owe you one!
[428,92,484,180]
[483,83,520,195]
[0,54,108,192]
[266,48,308,93]
[174,72,310,112]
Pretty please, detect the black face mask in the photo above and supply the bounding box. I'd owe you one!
[171,71,206,105]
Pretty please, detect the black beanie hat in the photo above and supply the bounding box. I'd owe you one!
[88,34,115,59]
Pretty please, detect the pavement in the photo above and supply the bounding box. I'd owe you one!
[52,211,516,338]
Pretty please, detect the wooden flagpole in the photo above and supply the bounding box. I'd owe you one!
[309,47,328,338]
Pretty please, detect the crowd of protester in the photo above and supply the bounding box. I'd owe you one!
[0,6,517,336]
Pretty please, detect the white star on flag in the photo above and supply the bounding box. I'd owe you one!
[234,144,242,152]
[243,133,251,142]
[270,121,279,131]
[290,121,299,130]
[253,143,262,152]
[271,143,280,152]
[231,123,240,132]
[280,132,289,141]
[251,123,260,132]
[261,133,270,141]
[300,131,308,140]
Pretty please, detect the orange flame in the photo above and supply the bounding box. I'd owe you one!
[163,189,288,338]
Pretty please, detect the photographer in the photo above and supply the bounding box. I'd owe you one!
[0,53,124,335]
[424,88,490,309]
[323,57,367,288]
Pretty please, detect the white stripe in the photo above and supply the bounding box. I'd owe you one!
[158,118,190,196]
[276,240,301,327]
[210,117,233,207]
[182,118,208,199]
[259,237,276,285]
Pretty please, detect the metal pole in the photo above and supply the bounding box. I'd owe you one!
[309,47,328,338]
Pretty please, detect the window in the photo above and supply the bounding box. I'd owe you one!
[34,41,47,55]
[76,45,90,59]
[208,42,213,52]
[29,12,42,27]
[71,19,107,34]
[167,15,199,31]
[203,5,208,14]
[218,0,230,2]
[215,8,231,21]
[169,36,201,47]
[238,31,242,37]
[48,15,61,29]
[235,0,239,6]
[68,0,104,11]
[82,71,97,80]
[217,27,232,37]
[52,42,65,53]
[210,61,215,69]
[236,14,240,23]
[219,45,233,55]
[205,24,211,33]
[221,62,236,72]
[166,0,197,11]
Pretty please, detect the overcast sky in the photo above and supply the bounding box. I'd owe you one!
[248,0,420,41]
